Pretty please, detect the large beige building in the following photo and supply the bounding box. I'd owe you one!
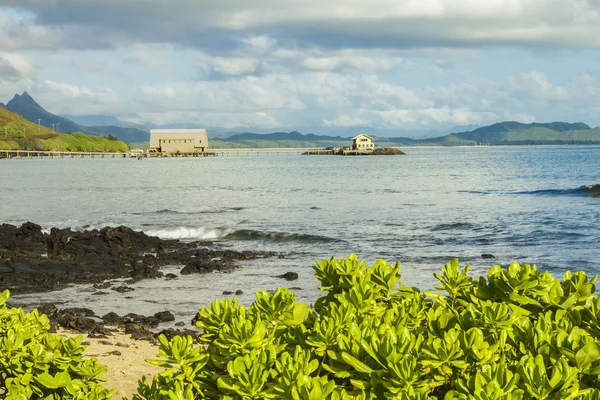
[149,129,208,153]
[352,134,374,152]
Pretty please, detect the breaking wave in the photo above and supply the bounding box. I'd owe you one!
[132,207,246,216]
[144,227,340,243]
[518,184,600,198]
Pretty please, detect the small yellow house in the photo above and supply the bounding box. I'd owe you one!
[352,134,374,152]
[149,129,208,153]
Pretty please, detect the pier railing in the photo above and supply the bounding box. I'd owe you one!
[0,148,322,159]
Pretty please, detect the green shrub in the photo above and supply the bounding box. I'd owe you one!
[1,123,24,139]
[133,256,600,399]
[0,290,113,399]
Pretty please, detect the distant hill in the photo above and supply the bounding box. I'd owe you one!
[2,92,149,143]
[210,121,600,148]
[4,92,82,133]
[63,114,121,127]
[0,106,129,152]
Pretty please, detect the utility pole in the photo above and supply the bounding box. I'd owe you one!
[52,123,55,132]
[37,119,41,133]
[56,123,60,133]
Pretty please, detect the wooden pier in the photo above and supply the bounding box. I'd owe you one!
[0,148,315,159]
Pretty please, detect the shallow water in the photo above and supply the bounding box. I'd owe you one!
[3,145,599,324]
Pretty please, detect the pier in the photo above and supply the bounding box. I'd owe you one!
[0,148,315,159]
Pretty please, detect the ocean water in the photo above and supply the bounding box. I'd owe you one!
[2,146,599,326]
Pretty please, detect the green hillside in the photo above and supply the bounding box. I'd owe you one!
[3,92,150,143]
[0,106,129,152]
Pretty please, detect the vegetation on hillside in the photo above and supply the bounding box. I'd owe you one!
[0,106,129,152]
[131,255,600,399]
[2,92,149,143]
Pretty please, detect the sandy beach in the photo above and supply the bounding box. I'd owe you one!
[58,328,163,399]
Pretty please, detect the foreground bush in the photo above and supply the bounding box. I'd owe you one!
[134,255,600,399]
[0,290,113,399]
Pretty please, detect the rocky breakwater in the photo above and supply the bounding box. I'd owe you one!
[0,221,276,295]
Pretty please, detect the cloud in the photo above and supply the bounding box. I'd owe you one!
[0,52,35,81]
[2,2,600,132]
[25,80,125,116]
[4,0,600,52]
[213,57,259,76]
[323,116,371,127]
[125,45,170,69]
[129,110,280,129]
[508,71,569,100]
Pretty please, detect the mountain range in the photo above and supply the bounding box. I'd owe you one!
[1,92,150,143]
[209,121,600,148]
[2,92,600,147]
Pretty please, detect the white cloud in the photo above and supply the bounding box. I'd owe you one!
[131,110,280,129]
[0,52,35,81]
[30,80,124,115]
[323,116,371,127]
[5,1,600,51]
[509,71,570,100]
[213,57,258,75]
[126,45,170,69]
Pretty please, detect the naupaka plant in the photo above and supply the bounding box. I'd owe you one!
[0,289,113,399]
[132,255,600,399]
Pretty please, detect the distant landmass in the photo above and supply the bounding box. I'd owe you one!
[210,121,600,148]
[0,105,128,152]
[3,92,600,148]
[2,92,149,143]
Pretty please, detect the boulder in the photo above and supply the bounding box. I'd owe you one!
[276,272,299,281]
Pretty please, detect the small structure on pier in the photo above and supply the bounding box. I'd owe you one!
[352,134,374,152]
[149,129,208,154]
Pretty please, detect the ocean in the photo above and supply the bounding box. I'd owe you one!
[3,145,600,326]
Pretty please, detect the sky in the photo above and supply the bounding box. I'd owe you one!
[1,0,600,135]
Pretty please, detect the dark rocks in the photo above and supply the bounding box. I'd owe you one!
[0,221,276,295]
[124,323,150,335]
[482,254,496,259]
[94,282,112,289]
[175,321,185,327]
[222,290,234,295]
[181,259,238,275]
[111,286,135,293]
[277,272,299,281]
[165,273,178,280]
[62,307,95,317]
[102,312,121,324]
[154,311,175,322]
[122,313,160,328]
[235,290,243,295]
[155,328,201,341]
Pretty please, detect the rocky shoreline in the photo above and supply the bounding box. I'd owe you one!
[1,221,278,339]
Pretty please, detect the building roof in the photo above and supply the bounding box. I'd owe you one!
[150,129,207,134]
[352,134,373,140]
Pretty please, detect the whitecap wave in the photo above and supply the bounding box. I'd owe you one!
[144,227,235,240]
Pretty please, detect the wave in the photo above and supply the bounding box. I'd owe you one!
[144,227,235,240]
[144,227,339,243]
[431,222,477,231]
[131,207,247,216]
[517,184,600,198]
[460,184,600,198]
